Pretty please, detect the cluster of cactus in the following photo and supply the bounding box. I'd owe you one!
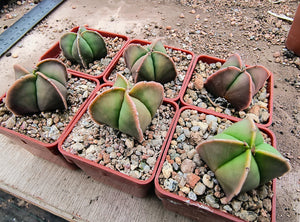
[123,40,177,84]
[89,73,164,142]
[204,53,270,111]
[60,27,107,68]
[196,117,290,202]
[6,59,68,116]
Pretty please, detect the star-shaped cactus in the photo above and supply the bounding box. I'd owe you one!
[196,117,290,203]
[6,59,68,116]
[60,27,107,68]
[89,73,164,142]
[123,40,177,84]
[204,53,270,111]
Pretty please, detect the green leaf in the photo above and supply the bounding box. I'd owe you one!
[78,36,94,68]
[132,54,155,82]
[215,150,259,201]
[152,52,177,84]
[36,73,67,111]
[36,59,68,85]
[89,88,125,129]
[255,143,291,184]
[113,73,129,89]
[81,30,107,59]
[129,81,163,117]
[59,33,77,61]
[6,75,39,115]
[124,44,148,70]
[197,139,246,171]
[118,93,144,142]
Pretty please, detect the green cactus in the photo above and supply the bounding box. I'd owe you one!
[204,53,270,111]
[6,59,68,116]
[59,27,107,68]
[89,73,164,142]
[123,40,177,84]
[196,117,290,203]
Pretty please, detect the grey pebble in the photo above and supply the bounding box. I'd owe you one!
[188,191,197,201]
[205,194,219,208]
[162,161,173,178]
[180,159,196,173]
[231,200,242,211]
[164,178,178,191]
[193,182,206,195]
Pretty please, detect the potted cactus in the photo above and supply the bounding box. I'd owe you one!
[6,59,68,115]
[123,39,177,84]
[181,54,274,127]
[103,39,195,102]
[58,74,179,197]
[0,58,100,168]
[155,106,290,221]
[60,26,107,69]
[40,26,129,79]
[89,73,164,143]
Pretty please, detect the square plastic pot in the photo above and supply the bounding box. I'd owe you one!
[39,26,130,79]
[103,39,195,103]
[58,83,179,197]
[180,55,274,127]
[155,105,277,222]
[0,70,100,169]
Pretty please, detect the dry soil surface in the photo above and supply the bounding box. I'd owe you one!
[0,0,299,222]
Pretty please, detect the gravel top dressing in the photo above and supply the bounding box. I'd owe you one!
[158,109,273,222]
[183,60,271,125]
[106,45,193,100]
[0,77,97,144]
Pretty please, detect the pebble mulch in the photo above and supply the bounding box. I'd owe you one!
[0,77,97,144]
[106,45,193,100]
[62,100,176,181]
[59,36,126,76]
[158,109,273,222]
[183,60,271,125]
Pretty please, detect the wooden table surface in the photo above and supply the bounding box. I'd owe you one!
[0,134,193,222]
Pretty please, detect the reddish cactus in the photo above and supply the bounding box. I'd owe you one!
[204,53,270,111]
[6,59,68,116]
[123,40,177,84]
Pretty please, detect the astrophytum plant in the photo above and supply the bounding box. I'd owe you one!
[204,53,270,111]
[89,73,164,142]
[196,117,290,203]
[6,59,68,116]
[60,27,107,68]
[123,40,177,84]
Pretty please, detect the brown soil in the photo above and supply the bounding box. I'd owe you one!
[0,0,299,221]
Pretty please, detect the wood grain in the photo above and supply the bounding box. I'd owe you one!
[0,134,192,222]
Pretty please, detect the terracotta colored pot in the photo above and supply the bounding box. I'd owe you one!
[103,39,195,103]
[0,70,100,169]
[180,55,274,127]
[286,4,300,56]
[58,83,179,197]
[40,26,130,79]
[155,105,277,222]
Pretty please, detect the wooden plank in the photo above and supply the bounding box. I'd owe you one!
[0,135,192,221]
